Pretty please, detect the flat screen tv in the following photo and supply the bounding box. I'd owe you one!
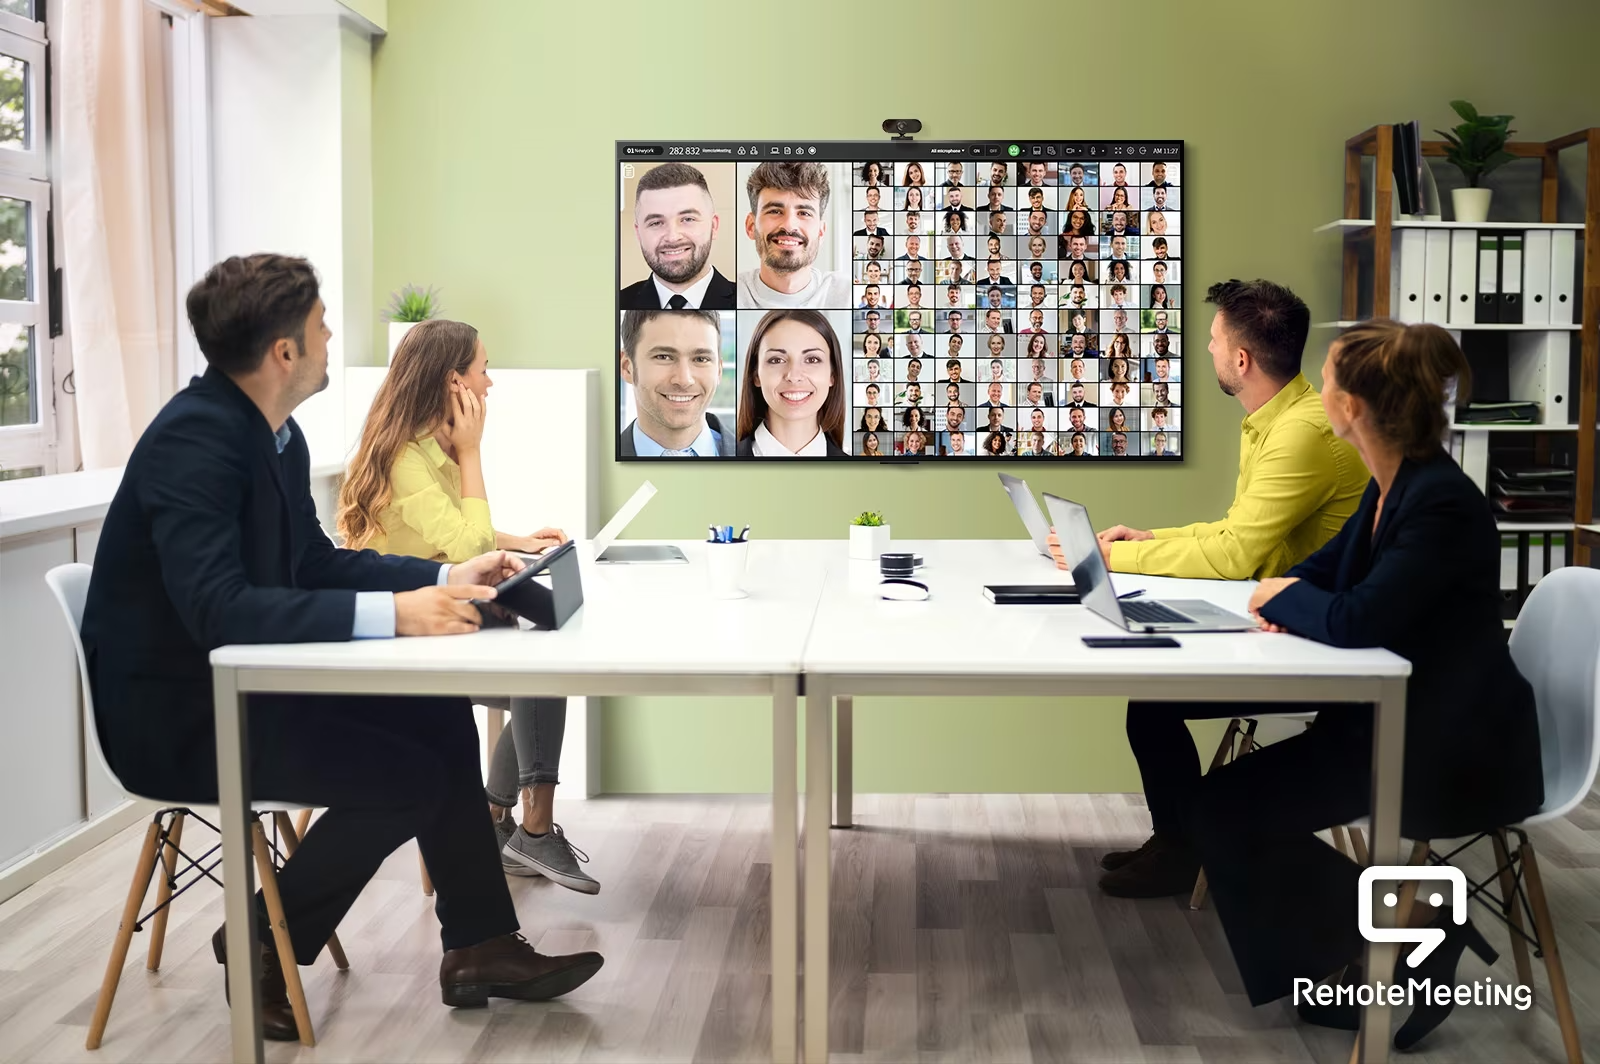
[615,140,1183,461]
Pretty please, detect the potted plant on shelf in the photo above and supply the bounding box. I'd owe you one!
[1435,100,1516,224]
[849,510,890,560]
[382,284,442,362]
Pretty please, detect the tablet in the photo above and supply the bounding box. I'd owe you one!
[480,540,584,630]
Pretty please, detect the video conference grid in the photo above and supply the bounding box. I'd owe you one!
[615,142,1182,460]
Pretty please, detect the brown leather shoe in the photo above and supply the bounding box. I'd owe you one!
[439,932,604,1008]
[211,926,300,1042]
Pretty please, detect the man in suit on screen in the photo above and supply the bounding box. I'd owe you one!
[620,162,737,310]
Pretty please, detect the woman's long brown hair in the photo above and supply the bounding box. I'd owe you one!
[336,319,481,549]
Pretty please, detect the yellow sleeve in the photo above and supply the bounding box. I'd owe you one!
[387,448,496,564]
[1109,419,1336,579]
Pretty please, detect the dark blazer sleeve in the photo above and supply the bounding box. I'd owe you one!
[1261,476,1481,648]
[282,423,440,593]
[137,406,360,649]
[1284,482,1371,589]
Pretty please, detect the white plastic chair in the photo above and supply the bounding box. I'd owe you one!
[45,564,343,1050]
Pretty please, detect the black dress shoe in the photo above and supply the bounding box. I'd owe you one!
[1097,835,1201,898]
[1394,915,1498,1052]
[439,932,604,1008]
[1100,832,1164,872]
[211,926,301,1042]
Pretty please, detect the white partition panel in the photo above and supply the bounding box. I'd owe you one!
[344,366,603,794]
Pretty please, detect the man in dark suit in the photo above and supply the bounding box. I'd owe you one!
[81,255,603,1039]
[1064,382,1097,409]
[619,161,736,309]
[617,308,735,456]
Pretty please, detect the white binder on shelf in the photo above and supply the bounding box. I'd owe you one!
[1549,230,1576,325]
[1508,332,1572,426]
[1447,229,1477,327]
[1422,229,1451,324]
[1458,432,1490,494]
[1395,229,1427,323]
[1522,229,1552,326]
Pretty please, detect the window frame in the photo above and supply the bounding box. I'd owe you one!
[0,10,49,477]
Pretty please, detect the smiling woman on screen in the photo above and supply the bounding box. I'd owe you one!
[735,309,848,457]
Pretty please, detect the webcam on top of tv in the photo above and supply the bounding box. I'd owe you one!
[883,118,921,141]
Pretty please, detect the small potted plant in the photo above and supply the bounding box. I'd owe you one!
[849,510,890,560]
[1435,100,1516,223]
[382,284,442,362]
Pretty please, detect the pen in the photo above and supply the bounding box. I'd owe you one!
[708,524,718,542]
[1117,589,1146,600]
[738,525,751,542]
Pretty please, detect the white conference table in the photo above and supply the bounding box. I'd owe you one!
[798,539,1412,1064]
[210,538,1412,1064]
[210,540,827,1064]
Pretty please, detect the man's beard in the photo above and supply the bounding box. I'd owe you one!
[1216,371,1240,397]
[760,229,817,273]
[646,237,712,284]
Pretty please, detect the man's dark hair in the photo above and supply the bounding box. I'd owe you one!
[1205,278,1311,382]
[620,308,720,360]
[186,254,319,376]
[635,161,710,203]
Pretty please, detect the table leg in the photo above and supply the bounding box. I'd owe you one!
[214,667,264,1064]
[803,676,832,1064]
[834,695,853,829]
[1357,678,1408,1064]
[771,675,799,1064]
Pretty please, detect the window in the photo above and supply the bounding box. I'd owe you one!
[0,0,49,479]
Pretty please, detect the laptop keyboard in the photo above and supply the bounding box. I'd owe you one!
[1121,599,1192,625]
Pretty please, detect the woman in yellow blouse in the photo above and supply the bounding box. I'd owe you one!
[337,320,599,894]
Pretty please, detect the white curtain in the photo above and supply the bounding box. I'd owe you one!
[58,0,175,470]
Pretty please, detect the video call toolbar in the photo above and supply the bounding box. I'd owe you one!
[615,141,1184,460]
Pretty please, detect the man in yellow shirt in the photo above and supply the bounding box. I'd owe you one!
[1053,279,1368,898]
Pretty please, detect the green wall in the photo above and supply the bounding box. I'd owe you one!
[371,0,1598,793]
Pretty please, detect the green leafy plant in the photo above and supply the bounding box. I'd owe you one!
[382,284,442,323]
[1435,100,1516,188]
[851,511,887,527]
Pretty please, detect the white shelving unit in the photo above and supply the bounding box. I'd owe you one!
[1313,218,1585,234]
[1315,320,1581,331]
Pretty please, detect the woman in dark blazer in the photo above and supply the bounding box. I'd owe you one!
[1193,320,1543,1051]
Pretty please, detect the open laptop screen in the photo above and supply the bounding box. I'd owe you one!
[1041,493,1126,629]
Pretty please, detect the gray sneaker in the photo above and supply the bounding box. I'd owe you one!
[494,814,537,877]
[502,824,600,894]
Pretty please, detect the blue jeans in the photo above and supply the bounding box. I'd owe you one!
[483,696,565,806]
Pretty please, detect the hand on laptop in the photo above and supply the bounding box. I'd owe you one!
[500,528,570,555]
[450,549,526,588]
[396,585,498,636]
[1046,528,1067,570]
[1097,524,1153,545]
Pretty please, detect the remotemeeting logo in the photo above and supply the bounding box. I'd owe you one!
[1291,866,1532,1013]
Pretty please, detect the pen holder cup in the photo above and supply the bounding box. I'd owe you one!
[706,540,751,600]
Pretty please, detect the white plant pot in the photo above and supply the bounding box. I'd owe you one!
[1452,187,1493,224]
[849,524,890,560]
[388,320,421,363]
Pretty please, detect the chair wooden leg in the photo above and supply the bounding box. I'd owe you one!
[146,811,186,972]
[1393,841,1431,929]
[1492,829,1534,987]
[1519,836,1583,1064]
[1331,824,1352,859]
[294,808,313,839]
[1185,721,1242,913]
[1188,868,1209,911]
[419,853,435,896]
[1348,826,1369,866]
[252,821,316,1047]
[272,812,349,971]
[85,819,163,1050]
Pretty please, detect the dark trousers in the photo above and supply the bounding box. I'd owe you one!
[245,694,519,965]
[1125,701,1252,836]
[1184,703,1375,1005]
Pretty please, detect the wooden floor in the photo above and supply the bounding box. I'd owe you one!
[1,791,1597,1063]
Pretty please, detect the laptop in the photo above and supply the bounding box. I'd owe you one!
[592,481,687,564]
[998,473,1054,557]
[1041,493,1258,632]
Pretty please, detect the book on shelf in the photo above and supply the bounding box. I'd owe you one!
[1456,401,1540,424]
